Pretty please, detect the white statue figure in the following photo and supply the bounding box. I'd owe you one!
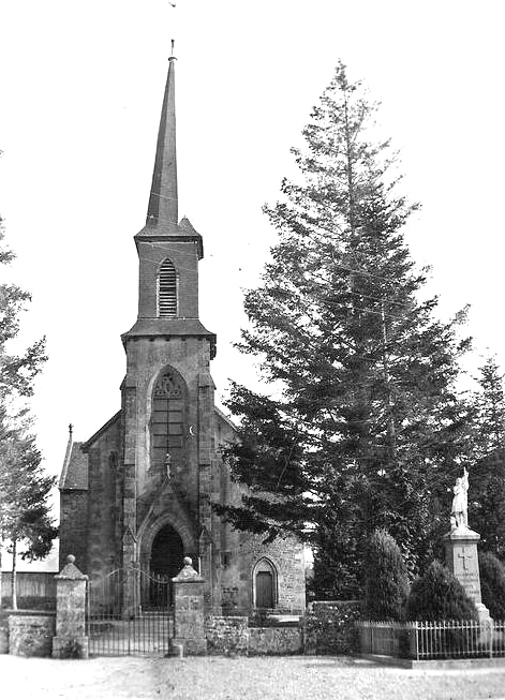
[450,466,469,529]
[164,451,171,479]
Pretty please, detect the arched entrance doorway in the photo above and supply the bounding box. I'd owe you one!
[149,524,184,606]
[253,558,278,610]
[150,523,184,578]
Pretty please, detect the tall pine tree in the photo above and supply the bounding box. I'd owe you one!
[469,356,505,555]
[217,63,472,597]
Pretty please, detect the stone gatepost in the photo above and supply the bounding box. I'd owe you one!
[443,527,491,623]
[172,556,207,655]
[52,554,89,659]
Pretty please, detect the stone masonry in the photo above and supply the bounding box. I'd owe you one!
[8,612,56,657]
[172,557,207,655]
[52,554,89,659]
[443,526,491,622]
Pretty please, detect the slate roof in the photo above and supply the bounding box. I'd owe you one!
[59,442,88,491]
[214,406,237,432]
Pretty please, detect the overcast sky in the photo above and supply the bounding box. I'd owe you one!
[1,0,504,499]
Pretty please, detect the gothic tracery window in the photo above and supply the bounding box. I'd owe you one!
[151,368,185,471]
[158,258,178,317]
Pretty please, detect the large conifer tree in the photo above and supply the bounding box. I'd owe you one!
[469,356,505,555]
[217,64,472,596]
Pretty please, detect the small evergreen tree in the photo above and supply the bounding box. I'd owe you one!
[1,425,57,609]
[364,528,409,621]
[479,551,505,620]
[0,207,49,607]
[406,560,477,621]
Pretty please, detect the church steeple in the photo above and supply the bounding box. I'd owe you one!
[125,48,215,357]
[146,41,178,231]
[136,43,203,259]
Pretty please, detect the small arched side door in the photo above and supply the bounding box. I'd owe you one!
[253,558,277,609]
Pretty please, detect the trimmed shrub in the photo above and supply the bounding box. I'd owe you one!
[406,560,478,621]
[363,529,409,621]
[479,551,505,619]
[304,601,362,655]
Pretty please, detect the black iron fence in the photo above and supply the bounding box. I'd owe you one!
[86,566,173,656]
[356,620,505,660]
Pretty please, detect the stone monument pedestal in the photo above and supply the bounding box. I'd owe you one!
[443,526,491,623]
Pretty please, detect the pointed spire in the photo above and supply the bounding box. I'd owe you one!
[58,424,75,489]
[146,40,178,231]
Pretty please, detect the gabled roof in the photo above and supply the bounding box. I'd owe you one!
[58,408,235,493]
[59,412,121,491]
[59,442,88,491]
[82,410,121,450]
[214,405,237,432]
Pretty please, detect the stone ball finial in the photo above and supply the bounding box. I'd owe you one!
[183,556,192,567]
[66,554,76,564]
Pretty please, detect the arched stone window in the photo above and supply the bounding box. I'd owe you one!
[150,367,185,472]
[158,258,178,317]
[253,557,278,610]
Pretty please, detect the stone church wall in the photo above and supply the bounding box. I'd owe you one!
[124,336,205,506]
[211,411,306,614]
[217,531,306,614]
[59,489,88,571]
[239,535,306,612]
[85,419,121,581]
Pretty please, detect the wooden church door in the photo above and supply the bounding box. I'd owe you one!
[256,571,274,609]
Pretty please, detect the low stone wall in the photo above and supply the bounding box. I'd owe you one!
[205,615,303,656]
[0,611,9,654]
[8,611,56,657]
[303,600,362,655]
[205,615,249,655]
[249,626,302,655]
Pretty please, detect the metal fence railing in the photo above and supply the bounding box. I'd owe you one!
[356,620,505,660]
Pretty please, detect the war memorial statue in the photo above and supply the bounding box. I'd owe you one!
[444,467,491,622]
[450,466,469,530]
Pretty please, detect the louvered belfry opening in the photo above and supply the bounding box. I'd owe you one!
[158,258,178,317]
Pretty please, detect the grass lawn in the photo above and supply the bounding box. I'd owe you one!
[2,654,505,699]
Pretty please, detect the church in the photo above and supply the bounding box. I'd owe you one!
[58,49,306,615]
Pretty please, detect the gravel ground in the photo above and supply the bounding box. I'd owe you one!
[2,655,505,700]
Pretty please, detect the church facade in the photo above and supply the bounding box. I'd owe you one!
[58,52,306,615]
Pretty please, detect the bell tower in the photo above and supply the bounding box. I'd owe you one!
[119,45,216,587]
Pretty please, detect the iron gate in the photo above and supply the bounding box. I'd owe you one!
[87,566,173,656]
